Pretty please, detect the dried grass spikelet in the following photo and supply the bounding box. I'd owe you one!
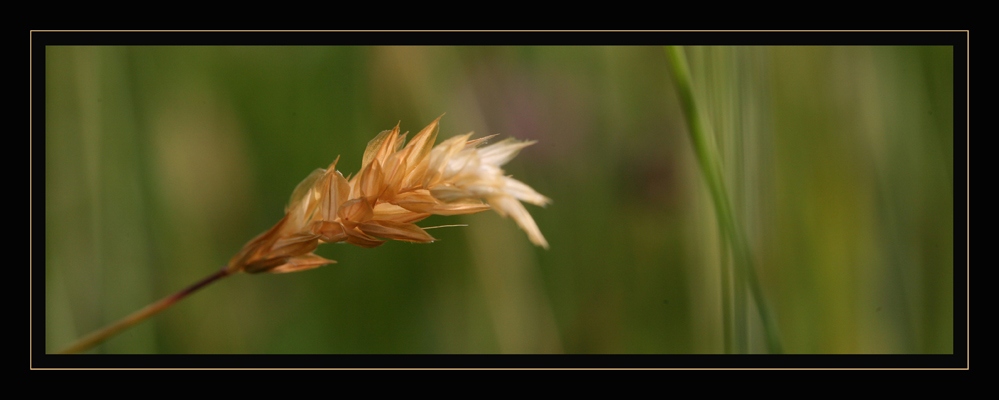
[227,116,550,275]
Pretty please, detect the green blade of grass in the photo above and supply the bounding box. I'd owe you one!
[665,46,783,354]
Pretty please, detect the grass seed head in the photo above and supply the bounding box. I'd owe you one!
[227,116,549,274]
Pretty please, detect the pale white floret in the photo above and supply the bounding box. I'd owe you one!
[428,136,550,248]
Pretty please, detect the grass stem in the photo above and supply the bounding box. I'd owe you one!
[665,46,783,354]
[57,267,233,354]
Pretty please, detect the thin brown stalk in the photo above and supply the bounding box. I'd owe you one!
[57,267,232,354]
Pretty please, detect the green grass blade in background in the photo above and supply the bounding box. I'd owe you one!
[665,46,783,354]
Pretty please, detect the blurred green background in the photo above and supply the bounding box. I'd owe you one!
[45,46,954,354]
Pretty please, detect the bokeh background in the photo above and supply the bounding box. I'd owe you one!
[45,46,954,354]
